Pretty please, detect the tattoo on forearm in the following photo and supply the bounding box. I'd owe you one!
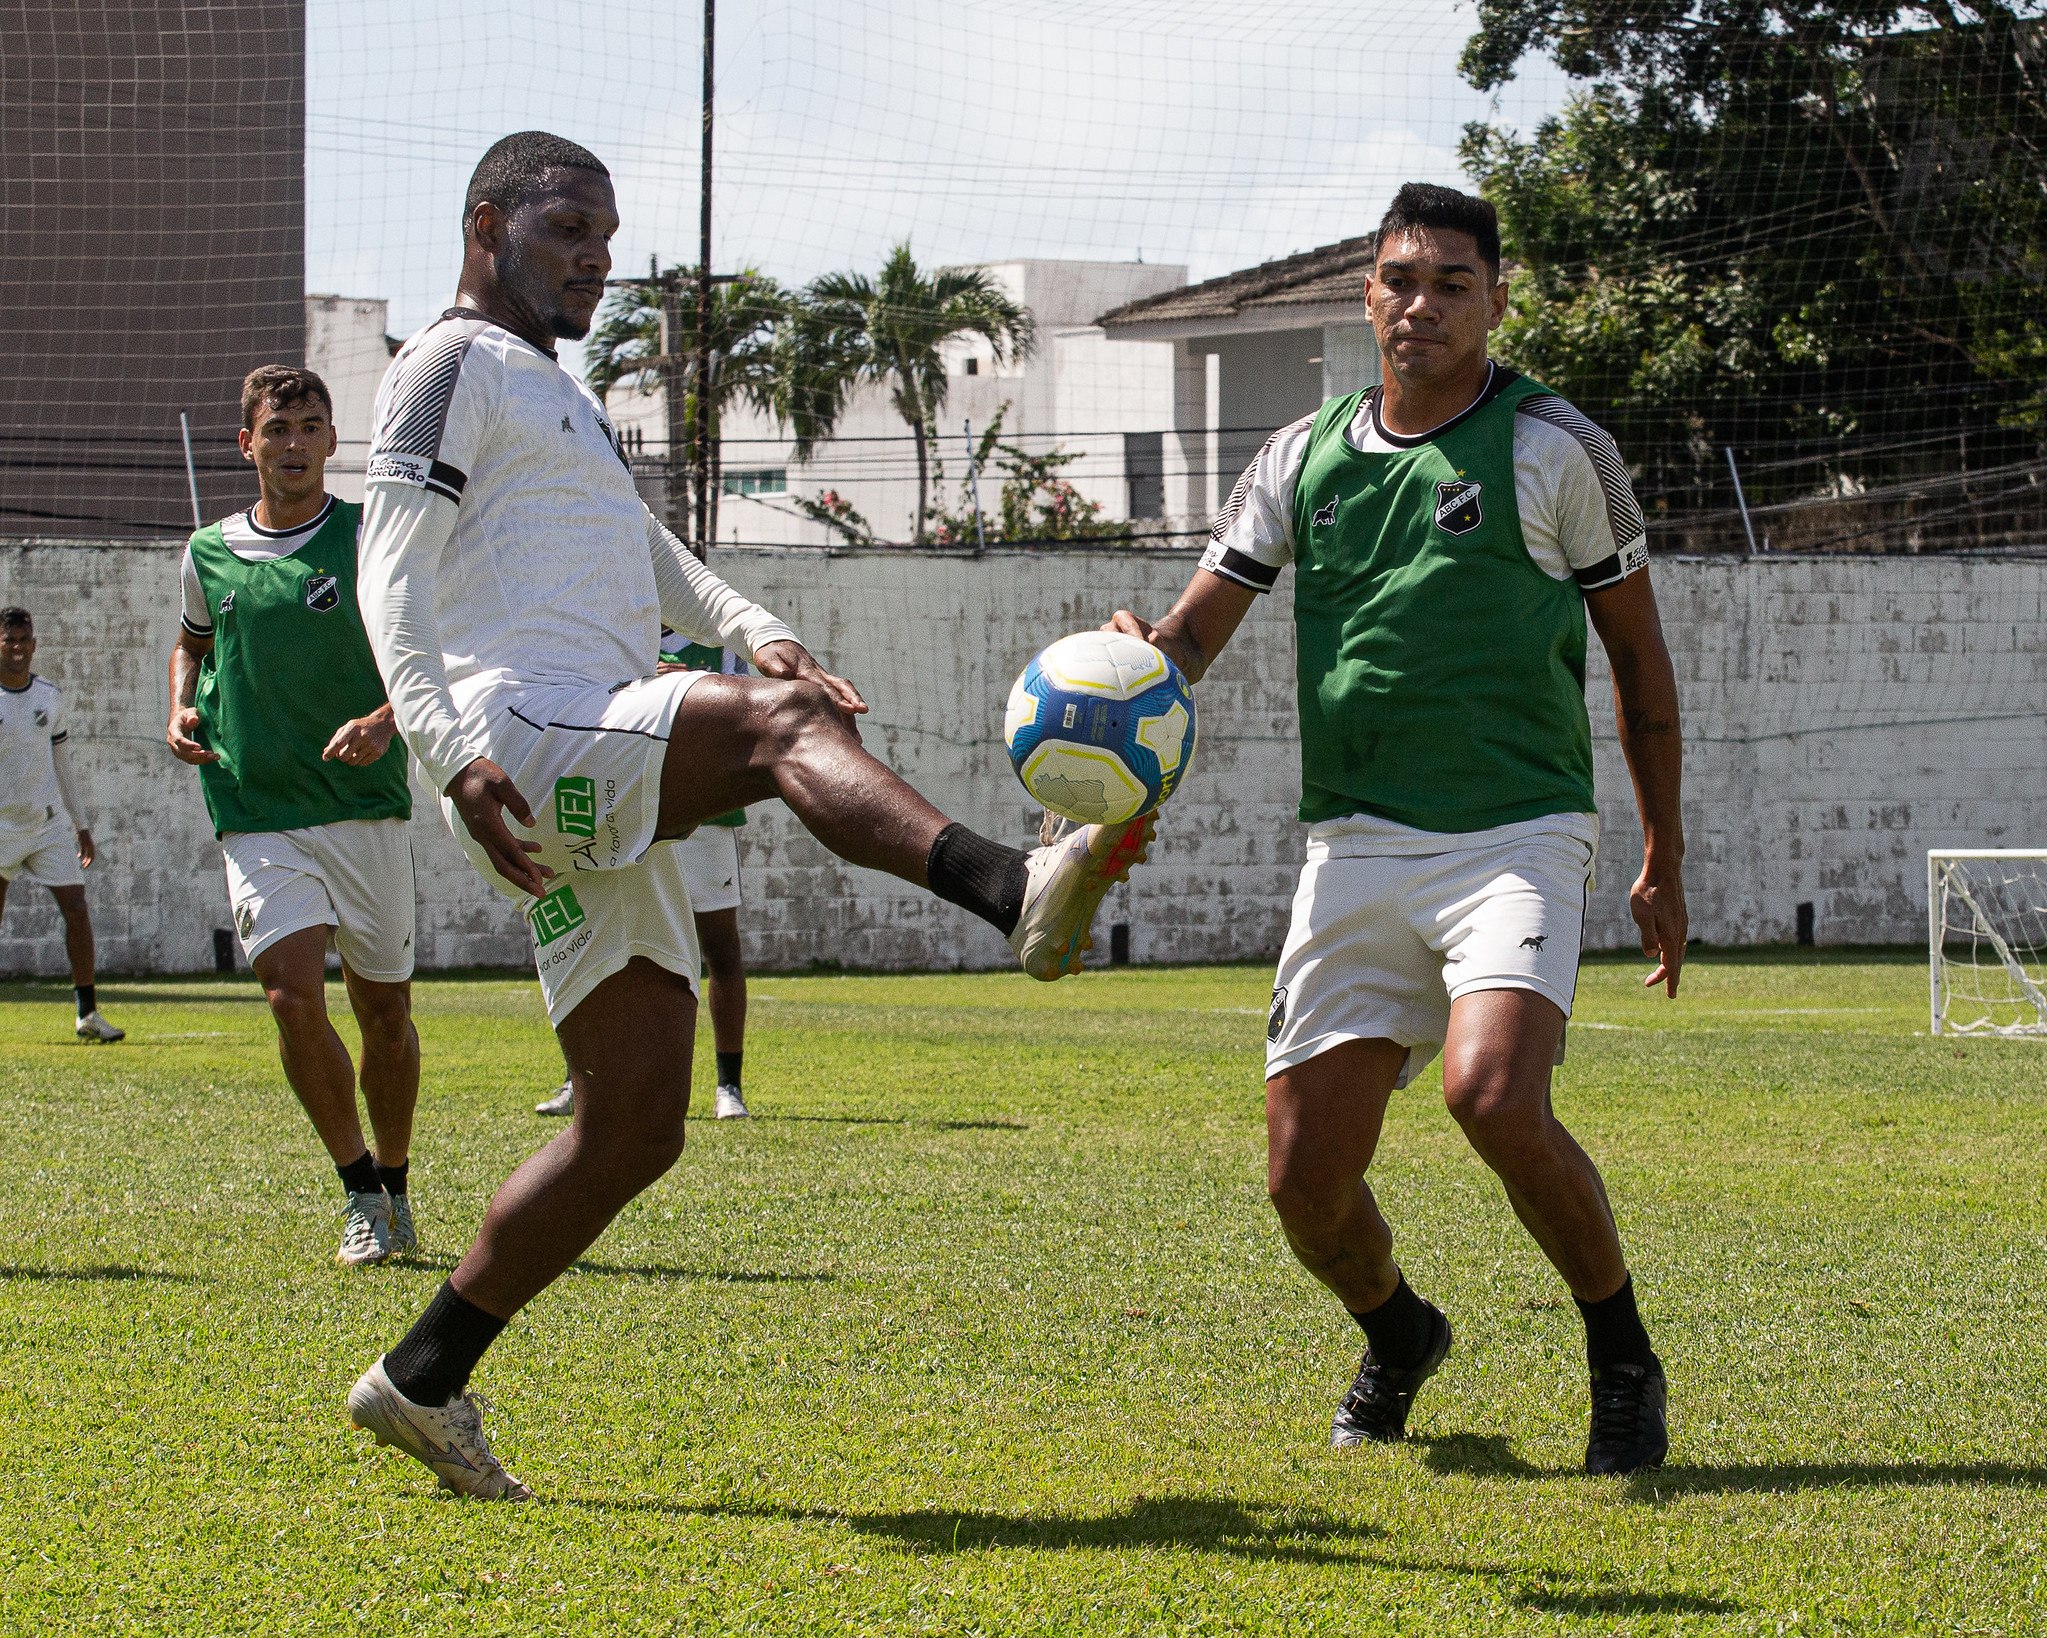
[1623,709,1677,737]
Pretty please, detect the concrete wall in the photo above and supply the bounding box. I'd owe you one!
[0,542,2040,977]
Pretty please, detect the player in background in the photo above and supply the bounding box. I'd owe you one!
[344,132,1146,1500]
[1105,184,1684,1475]
[166,365,425,1268]
[0,608,122,1042]
[535,631,755,1120]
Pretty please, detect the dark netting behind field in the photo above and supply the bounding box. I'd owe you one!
[1465,4,2047,555]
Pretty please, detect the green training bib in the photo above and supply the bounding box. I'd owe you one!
[188,500,412,836]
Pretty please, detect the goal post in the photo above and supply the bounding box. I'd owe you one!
[1928,849,2047,1037]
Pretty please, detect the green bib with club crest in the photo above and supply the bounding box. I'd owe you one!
[188,500,411,836]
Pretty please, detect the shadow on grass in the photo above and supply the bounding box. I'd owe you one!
[751,1114,907,1126]
[0,1264,199,1284]
[933,1119,1029,1131]
[1628,1460,2047,1499]
[1417,1432,1554,1479]
[566,1491,1734,1609]
[566,1260,835,1284]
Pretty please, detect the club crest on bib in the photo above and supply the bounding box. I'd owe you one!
[1434,478,1483,536]
[1267,985,1288,1044]
[303,574,341,613]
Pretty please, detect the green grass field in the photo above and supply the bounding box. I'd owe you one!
[3,951,2044,1635]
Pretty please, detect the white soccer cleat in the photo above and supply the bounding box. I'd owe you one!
[713,1083,750,1120]
[74,1010,124,1043]
[387,1193,418,1255]
[534,1080,574,1117]
[337,1190,393,1266]
[346,1357,533,1502]
[1007,814,1154,981]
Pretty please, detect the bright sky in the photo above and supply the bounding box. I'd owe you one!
[308,0,1577,372]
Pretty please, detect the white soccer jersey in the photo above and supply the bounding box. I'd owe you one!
[0,675,70,832]
[180,496,347,636]
[357,309,797,792]
[1201,364,1651,595]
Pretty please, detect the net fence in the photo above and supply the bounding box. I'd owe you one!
[4,0,2045,547]
[1929,851,2047,1036]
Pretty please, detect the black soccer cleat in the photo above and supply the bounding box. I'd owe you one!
[1584,1361,1669,1475]
[1329,1303,1453,1447]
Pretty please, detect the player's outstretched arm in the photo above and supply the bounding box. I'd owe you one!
[1586,572,1687,997]
[165,628,219,765]
[1103,569,1258,684]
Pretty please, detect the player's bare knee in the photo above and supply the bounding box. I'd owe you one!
[264,982,327,1041]
[1444,1074,1543,1160]
[351,985,413,1045]
[761,676,844,753]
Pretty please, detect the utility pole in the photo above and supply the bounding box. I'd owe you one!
[693,0,715,562]
[657,257,688,541]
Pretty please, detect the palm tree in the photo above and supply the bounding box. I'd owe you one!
[796,245,1036,543]
[585,267,789,549]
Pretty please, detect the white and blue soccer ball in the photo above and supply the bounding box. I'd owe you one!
[1004,631,1198,825]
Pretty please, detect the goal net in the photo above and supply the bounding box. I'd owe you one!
[1928,850,2047,1037]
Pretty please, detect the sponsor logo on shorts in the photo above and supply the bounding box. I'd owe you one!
[303,573,340,612]
[1311,496,1338,528]
[1434,478,1483,536]
[554,776,597,840]
[529,883,587,946]
[1267,985,1288,1044]
[1521,934,1548,951]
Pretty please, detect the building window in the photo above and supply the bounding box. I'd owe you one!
[721,468,786,495]
[1124,431,1164,520]
[963,357,979,376]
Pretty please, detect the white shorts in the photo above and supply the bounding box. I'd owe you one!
[447,672,710,1025]
[677,824,742,914]
[1265,812,1597,1089]
[0,816,82,889]
[221,818,417,981]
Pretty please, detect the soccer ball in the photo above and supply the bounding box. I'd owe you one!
[1004,631,1198,825]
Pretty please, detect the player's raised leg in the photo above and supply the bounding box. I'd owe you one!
[1267,1039,1455,1447]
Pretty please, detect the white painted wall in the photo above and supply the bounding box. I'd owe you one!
[0,544,2038,979]
[304,295,392,504]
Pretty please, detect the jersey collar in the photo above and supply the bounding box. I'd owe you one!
[439,306,559,360]
[1364,361,1519,449]
[243,494,337,540]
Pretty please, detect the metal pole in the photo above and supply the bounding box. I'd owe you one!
[1725,445,1759,553]
[965,418,986,552]
[692,0,715,562]
[178,412,202,529]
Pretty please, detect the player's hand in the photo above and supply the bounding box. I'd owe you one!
[655,660,691,675]
[447,756,553,898]
[322,711,397,766]
[1632,854,1688,997]
[76,829,95,869]
[166,707,218,764]
[1102,610,1201,681]
[755,639,868,723]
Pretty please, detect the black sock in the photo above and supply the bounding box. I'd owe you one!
[715,1050,742,1090]
[383,1281,509,1407]
[376,1158,409,1199]
[336,1151,382,1197]
[925,823,1028,935]
[1576,1275,1659,1371]
[1350,1275,1434,1370]
[74,984,95,1018]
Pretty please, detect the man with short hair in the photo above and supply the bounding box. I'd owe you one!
[1107,182,1685,1475]
[166,364,425,1268]
[344,131,1145,1500]
[0,607,121,1042]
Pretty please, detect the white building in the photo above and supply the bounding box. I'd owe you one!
[605,259,1188,547]
[304,294,398,503]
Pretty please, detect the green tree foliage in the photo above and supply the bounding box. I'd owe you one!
[799,245,1036,542]
[1459,2,2047,517]
[925,411,1133,547]
[584,269,789,543]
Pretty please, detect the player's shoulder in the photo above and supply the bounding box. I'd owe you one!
[29,673,61,704]
[1510,383,1624,460]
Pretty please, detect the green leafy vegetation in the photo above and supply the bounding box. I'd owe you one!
[3,954,2043,1633]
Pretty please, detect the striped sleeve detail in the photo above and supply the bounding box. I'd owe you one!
[1517,394,1648,556]
[1208,443,1266,543]
[366,320,479,498]
[1572,538,1652,592]
[1205,548,1282,591]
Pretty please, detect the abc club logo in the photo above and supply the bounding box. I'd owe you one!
[303,574,341,612]
[1434,478,1483,536]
